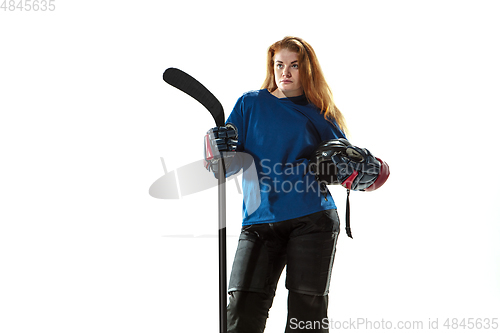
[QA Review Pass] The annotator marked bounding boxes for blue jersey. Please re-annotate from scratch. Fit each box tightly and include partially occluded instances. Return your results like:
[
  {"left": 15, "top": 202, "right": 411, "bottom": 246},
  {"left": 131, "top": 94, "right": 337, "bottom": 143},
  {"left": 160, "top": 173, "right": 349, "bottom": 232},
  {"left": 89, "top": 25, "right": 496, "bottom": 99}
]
[{"left": 226, "top": 89, "right": 345, "bottom": 225}]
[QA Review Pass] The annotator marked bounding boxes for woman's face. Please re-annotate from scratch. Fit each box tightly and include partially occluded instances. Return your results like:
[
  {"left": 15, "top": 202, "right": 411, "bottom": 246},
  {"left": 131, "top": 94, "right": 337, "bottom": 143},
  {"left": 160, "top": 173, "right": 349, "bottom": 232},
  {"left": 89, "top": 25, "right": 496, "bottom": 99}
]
[{"left": 273, "top": 48, "right": 303, "bottom": 98}]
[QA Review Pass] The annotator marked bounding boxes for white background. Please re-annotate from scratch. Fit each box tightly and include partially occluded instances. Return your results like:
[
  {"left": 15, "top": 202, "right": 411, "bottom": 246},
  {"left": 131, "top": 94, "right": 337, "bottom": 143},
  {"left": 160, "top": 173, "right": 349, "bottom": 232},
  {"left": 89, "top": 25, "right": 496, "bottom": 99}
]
[{"left": 1, "top": 0, "right": 499, "bottom": 332}]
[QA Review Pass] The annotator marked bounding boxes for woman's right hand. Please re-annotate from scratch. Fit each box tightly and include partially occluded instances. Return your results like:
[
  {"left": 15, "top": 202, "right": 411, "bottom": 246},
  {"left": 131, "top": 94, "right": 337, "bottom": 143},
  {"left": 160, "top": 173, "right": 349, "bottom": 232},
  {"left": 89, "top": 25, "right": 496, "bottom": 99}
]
[{"left": 204, "top": 124, "right": 238, "bottom": 173}]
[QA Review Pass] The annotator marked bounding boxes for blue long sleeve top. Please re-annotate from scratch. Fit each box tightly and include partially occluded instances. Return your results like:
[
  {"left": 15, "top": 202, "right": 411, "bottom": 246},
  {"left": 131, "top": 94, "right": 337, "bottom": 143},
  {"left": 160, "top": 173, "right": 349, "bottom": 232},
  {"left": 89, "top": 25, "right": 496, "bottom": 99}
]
[{"left": 226, "top": 89, "right": 345, "bottom": 225}]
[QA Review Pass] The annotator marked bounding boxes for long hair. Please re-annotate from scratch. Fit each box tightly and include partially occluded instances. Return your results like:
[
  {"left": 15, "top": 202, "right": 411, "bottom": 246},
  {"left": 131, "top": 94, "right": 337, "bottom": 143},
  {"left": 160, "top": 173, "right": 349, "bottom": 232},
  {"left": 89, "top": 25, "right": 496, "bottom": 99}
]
[{"left": 261, "top": 36, "right": 348, "bottom": 136}]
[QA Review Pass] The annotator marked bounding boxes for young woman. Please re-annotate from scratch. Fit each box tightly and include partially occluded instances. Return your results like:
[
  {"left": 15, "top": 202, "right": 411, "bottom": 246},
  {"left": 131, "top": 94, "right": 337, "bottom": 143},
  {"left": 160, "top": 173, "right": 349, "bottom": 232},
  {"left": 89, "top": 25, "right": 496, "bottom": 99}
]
[{"left": 207, "top": 36, "right": 349, "bottom": 333}]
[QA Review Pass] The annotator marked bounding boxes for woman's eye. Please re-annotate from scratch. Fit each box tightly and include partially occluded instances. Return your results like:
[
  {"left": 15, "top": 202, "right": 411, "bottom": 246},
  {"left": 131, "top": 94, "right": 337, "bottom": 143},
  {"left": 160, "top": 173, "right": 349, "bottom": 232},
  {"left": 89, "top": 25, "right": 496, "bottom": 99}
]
[{"left": 292, "top": 64, "right": 299, "bottom": 68}]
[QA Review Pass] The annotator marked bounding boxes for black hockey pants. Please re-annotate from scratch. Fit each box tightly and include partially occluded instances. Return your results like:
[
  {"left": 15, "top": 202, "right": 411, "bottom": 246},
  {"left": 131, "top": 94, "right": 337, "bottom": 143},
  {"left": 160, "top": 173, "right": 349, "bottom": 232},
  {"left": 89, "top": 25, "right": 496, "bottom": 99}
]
[{"left": 227, "top": 209, "right": 340, "bottom": 333}]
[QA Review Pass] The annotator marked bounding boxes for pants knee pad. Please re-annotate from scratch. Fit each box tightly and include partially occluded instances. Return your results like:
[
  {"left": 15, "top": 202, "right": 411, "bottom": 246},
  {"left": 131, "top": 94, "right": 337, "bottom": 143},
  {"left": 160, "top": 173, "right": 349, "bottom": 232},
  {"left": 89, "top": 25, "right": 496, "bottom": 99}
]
[{"left": 227, "top": 291, "right": 274, "bottom": 333}]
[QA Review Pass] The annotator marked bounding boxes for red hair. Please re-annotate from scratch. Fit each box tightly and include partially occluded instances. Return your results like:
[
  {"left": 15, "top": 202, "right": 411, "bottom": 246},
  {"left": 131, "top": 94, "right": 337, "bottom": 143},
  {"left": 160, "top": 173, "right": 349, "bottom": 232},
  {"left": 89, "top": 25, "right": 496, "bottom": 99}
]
[{"left": 261, "top": 36, "right": 348, "bottom": 135}]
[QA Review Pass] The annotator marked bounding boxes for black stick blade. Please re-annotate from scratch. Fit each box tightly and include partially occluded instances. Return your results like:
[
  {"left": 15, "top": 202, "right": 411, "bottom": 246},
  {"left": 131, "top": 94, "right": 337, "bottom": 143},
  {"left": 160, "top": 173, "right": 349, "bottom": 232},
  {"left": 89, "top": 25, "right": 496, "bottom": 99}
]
[{"left": 163, "top": 68, "right": 225, "bottom": 127}]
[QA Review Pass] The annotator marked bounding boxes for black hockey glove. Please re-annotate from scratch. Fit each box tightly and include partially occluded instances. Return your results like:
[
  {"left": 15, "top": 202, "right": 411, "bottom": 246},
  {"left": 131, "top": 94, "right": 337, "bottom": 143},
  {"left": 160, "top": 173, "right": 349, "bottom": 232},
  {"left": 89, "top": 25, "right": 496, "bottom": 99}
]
[
  {"left": 308, "top": 138, "right": 351, "bottom": 186},
  {"left": 204, "top": 123, "right": 238, "bottom": 176},
  {"left": 332, "top": 143, "right": 389, "bottom": 191},
  {"left": 309, "top": 138, "right": 389, "bottom": 191}
]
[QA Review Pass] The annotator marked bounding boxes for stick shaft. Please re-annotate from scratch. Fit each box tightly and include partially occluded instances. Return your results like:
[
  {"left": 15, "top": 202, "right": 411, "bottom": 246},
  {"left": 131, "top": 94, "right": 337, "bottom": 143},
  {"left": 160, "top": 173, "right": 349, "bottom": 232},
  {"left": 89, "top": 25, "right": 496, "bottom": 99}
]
[{"left": 218, "top": 165, "right": 227, "bottom": 333}]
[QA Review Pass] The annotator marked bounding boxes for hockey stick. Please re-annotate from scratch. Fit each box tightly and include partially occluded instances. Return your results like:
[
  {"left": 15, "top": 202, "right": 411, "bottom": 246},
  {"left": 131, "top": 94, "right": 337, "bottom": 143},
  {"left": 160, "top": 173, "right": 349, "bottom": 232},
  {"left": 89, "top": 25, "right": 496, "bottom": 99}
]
[
  {"left": 163, "top": 67, "right": 227, "bottom": 333},
  {"left": 163, "top": 68, "right": 225, "bottom": 127}
]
